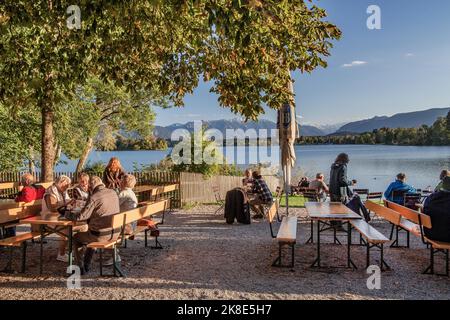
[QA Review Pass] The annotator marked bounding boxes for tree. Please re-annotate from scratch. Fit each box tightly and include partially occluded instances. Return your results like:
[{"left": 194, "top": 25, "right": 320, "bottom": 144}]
[
  {"left": 1, "top": 1, "right": 341, "bottom": 179},
  {"left": 0, "top": 103, "right": 41, "bottom": 171},
  {"left": 55, "top": 77, "right": 165, "bottom": 175},
  {"left": 0, "top": 1, "right": 204, "bottom": 180}
]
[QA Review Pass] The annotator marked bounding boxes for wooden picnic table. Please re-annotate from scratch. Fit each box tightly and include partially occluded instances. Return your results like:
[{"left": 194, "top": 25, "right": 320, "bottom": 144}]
[
  {"left": 305, "top": 202, "right": 362, "bottom": 269},
  {"left": 133, "top": 185, "right": 159, "bottom": 194},
  {"left": 19, "top": 215, "right": 83, "bottom": 274}
]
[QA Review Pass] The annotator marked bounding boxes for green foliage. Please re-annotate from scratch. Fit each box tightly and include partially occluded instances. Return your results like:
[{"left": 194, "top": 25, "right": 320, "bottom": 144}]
[
  {"left": 0, "top": 1, "right": 341, "bottom": 175},
  {"left": 0, "top": 103, "right": 41, "bottom": 170},
  {"left": 82, "top": 161, "right": 105, "bottom": 176},
  {"left": 114, "top": 136, "right": 168, "bottom": 151},
  {"left": 56, "top": 76, "right": 161, "bottom": 158}
]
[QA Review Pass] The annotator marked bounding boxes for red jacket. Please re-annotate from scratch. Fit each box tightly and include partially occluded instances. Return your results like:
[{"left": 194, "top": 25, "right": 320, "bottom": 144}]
[{"left": 15, "top": 185, "right": 45, "bottom": 203}]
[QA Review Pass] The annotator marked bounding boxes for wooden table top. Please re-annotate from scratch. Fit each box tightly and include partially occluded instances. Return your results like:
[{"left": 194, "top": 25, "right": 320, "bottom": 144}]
[
  {"left": 133, "top": 185, "right": 159, "bottom": 193},
  {"left": 305, "top": 202, "right": 362, "bottom": 220},
  {"left": 20, "top": 215, "right": 75, "bottom": 226}
]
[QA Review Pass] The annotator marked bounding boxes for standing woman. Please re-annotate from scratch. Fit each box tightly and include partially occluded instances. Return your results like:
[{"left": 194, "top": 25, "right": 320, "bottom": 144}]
[
  {"left": 329, "top": 153, "right": 357, "bottom": 230},
  {"left": 329, "top": 153, "right": 356, "bottom": 202},
  {"left": 103, "top": 157, "right": 126, "bottom": 191}
]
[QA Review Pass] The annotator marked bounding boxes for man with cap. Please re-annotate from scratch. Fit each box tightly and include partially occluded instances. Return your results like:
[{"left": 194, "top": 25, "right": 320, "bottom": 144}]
[{"left": 423, "top": 176, "right": 450, "bottom": 243}]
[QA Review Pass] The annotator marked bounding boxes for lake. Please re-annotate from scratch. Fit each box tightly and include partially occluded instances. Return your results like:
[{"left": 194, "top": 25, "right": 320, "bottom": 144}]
[{"left": 56, "top": 145, "right": 450, "bottom": 193}]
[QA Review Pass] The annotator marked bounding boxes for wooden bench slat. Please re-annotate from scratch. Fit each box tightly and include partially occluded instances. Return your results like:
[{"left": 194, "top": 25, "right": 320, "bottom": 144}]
[
  {"left": 267, "top": 202, "right": 277, "bottom": 223},
  {"left": 350, "top": 219, "right": 389, "bottom": 244},
  {"left": 399, "top": 218, "right": 420, "bottom": 236},
  {"left": 87, "top": 240, "right": 117, "bottom": 249},
  {"left": 0, "top": 204, "right": 41, "bottom": 224},
  {"left": 424, "top": 238, "right": 450, "bottom": 250},
  {"left": 0, "top": 232, "right": 41, "bottom": 247},
  {"left": 86, "top": 200, "right": 168, "bottom": 248},
  {"left": 365, "top": 200, "right": 401, "bottom": 225},
  {"left": 276, "top": 216, "right": 297, "bottom": 243}
]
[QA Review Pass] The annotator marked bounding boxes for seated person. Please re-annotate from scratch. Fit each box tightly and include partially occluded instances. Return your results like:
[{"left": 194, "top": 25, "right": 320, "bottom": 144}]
[
  {"left": 65, "top": 176, "right": 121, "bottom": 274},
  {"left": 118, "top": 174, "right": 138, "bottom": 234},
  {"left": 72, "top": 172, "right": 90, "bottom": 201},
  {"left": 309, "top": 173, "right": 329, "bottom": 202},
  {"left": 41, "top": 175, "right": 74, "bottom": 262},
  {"left": 2, "top": 173, "right": 45, "bottom": 239},
  {"left": 242, "top": 169, "right": 254, "bottom": 188},
  {"left": 298, "top": 177, "right": 310, "bottom": 188},
  {"left": 249, "top": 170, "right": 273, "bottom": 219},
  {"left": 423, "top": 176, "right": 450, "bottom": 242},
  {"left": 435, "top": 170, "right": 450, "bottom": 192},
  {"left": 384, "top": 173, "right": 417, "bottom": 204},
  {"left": 15, "top": 173, "right": 46, "bottom": 203}
]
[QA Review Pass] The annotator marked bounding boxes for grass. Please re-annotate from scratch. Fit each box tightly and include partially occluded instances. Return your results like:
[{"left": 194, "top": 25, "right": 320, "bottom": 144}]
[
  {"left": 279, "top": 195, "right": 307, "bottom": 208},
  {"left": 278, "top": 195, "right": 384, "bottom": 208}
]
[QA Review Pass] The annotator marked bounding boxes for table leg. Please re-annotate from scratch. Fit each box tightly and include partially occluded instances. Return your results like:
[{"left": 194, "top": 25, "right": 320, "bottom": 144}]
[
  {"left": 68, "top": 225, "right": 73, "bottom": 267},
  {"left": 347, "top": 222, "right": 357, "bottom": 269},
  {"left": 305, "top": 220, "right": 314, "bottom": 244},
  {"left": 311, "top": 220, "right": 321, "bottom": 268}
]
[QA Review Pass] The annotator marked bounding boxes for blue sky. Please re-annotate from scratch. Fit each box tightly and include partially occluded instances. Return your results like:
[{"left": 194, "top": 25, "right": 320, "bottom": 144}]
[{"left": 155, "top": 0, "right": 450, "bottom": 126}]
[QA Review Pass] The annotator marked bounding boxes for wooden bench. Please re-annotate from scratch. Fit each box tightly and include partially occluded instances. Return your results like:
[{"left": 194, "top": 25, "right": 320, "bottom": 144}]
[
  {"left": 384, "top": 200, "right": 450, "bottom": 276},
  {"left": 349, "top": 219, "right": 390, "bottom": 270},
  {"left": 367, "top": 192, "right": 383, "bottom": 202},
  {"left": 0, "top": 203, "right": 42, "bottom": 273},
  {"left": 383, "top": 200, "right": 423, "bottom": 248},
  {"left": 267, "top": 202, "right": 297, "bottom": 268},
  {"left": 86, "top": 199, "right": 169, "bottom": 277},
  {"left": 0, "top": 182, "right": 52, "bottom": 200}
]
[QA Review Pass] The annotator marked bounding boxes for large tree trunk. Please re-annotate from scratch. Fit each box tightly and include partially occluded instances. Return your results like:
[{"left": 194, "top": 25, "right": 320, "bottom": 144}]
[
  {"left": 41, "top": 106, "right": 55, "bottom": 182},
  {"left": 75, "top": 137, "right": 94, "bottom": 177}
]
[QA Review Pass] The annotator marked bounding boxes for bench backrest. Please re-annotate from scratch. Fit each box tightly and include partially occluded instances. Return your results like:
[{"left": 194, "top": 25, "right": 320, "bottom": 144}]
[
  {"left": 154, "top": 184, "right": 178, "bottom": 198},
  {"left": 365, "top": 200, "right": 402, "bottom": 225},
  {"left": 353, "top": 189, "right": 369, "bottom": 195},
  {"left": 0, "top": 182, "right": 52, "bottom": 190},
  {"left": 384, "top": 200, "right": 432, "bottom": 229},
  {"left": 367, "top": 192, "right": 382, "bottom": 199},
  {"left": 267, "top": 202, "right": 277, "bottom": 224},
  {"left": 111, "top": 199, "right": 169, "bottom": 228},
  {"left": 303, "top": 192, "right": 319, "bottom": 202},
  {"left": 275, "top": 186, "right": 282, "bottom": 198},
  {"left": 0, "top": 203, "right": 42, "bottom": 224},
  {"left": 0, "top": 199, "right": 43, "bottom": 211}
]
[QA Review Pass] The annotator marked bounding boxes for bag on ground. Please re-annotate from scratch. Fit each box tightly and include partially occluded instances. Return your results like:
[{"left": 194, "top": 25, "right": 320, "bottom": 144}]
[{"left": 224, "top": 188, "right": 251, "bottom": 225}]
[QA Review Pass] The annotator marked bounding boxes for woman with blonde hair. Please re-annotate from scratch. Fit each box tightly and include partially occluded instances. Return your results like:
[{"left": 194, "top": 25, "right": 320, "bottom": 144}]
[{"left": 103, "top": 157, "right": 125, "bottom": 190}]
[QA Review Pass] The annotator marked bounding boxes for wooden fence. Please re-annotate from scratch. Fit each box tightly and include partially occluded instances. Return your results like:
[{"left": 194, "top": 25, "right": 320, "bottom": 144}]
[
  {"left": 0, "top": 171, "right": 281, "bottom": 207},
  {"left": 180, "top": 172, "right": 281, "bottom": 204}
]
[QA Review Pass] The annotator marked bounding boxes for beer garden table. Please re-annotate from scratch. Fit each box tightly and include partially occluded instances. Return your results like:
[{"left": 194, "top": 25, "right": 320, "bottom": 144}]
[
  {"left": 305, "top": 202, "right": 362, "bottom": 269},
  {"left": 19, "top": 215, "right": 83, "bottom": 274}
]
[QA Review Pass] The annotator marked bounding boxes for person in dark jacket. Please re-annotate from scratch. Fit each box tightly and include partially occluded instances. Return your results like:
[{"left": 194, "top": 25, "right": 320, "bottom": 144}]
[
  {"left": 329, "top": 153, "right": 357, "bottom": 230},
  {"left": 329, "top": 153, "right": 356, "bottom": 202},
  {"left": 423, "top": 176, "right": 450, "bottom": 243}
]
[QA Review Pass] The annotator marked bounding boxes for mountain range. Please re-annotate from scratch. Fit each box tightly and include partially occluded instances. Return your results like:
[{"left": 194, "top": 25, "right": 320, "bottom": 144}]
[
  {"left": 335, "top": 107, "right": 450, "bottom": 134},
  {"left": 153, "top": 118, "right": 326, "bottom": 139},
  {"left": 153, "top": 107, "right": 450, "bottom": 139}
]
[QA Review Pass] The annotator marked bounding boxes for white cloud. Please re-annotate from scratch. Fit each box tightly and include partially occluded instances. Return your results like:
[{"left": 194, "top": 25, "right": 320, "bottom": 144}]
[
  {"left": 405, "top": 53, "right": 414, "bottom": 58},
  {"left": 342, "top": 60, "right": 368, "bottom": 68}
]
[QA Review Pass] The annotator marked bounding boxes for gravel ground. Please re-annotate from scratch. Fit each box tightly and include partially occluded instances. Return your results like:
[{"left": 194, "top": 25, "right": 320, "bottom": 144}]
[{"left": 1, "top": 204, "right": 449, "bottom": 300}]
